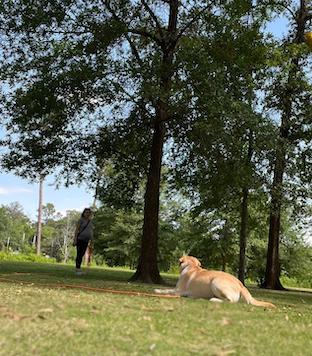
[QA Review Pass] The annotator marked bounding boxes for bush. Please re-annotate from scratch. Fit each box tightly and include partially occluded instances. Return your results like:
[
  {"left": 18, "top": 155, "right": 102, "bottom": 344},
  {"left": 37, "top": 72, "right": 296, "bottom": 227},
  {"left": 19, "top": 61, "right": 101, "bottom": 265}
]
[
  {"left": 280, "top": 275, "right": 312, "bottom": 289},
  {"left": 0, "top": 251, "right": 57, "bottom": 263}
]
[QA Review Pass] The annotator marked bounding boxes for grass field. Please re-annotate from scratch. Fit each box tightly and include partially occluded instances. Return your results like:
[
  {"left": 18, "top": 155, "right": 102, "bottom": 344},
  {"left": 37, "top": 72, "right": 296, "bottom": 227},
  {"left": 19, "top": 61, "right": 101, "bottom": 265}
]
[{"left": 0, "top": 262, "right": 311, "bottom": 356}]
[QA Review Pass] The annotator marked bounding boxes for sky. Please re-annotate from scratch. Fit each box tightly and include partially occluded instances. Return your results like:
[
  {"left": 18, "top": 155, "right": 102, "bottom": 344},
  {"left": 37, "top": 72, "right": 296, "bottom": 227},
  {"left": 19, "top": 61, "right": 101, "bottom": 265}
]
[
  {"left": 0, "top": 173, "right": 94, "bottom": 219},
  {"left": 265, "top": 13, "right": 289, "bottom": 38}
]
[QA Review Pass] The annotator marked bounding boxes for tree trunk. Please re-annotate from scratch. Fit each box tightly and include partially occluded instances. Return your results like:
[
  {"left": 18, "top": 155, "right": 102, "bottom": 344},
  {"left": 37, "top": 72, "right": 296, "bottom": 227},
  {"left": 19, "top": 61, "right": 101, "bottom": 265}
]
[
  {"left": 263, "top": 0, "right": 308, "bottom": 290},
  {"left": 238, "top": 131, "right": 253, "bottom": 284},
  {"left": 130, "top": 1, "right": 179, "bottom": 283},
  {"left": 130, "top": 119, "right": 166, "bottom": 283},
  {"left": 92, "top": 171, "right": 101, "bottom": 209},
  {"left": 238, "top": 187, "right": 249, "bottom": 283},
  {"left": 36, "top": 176, "right": 44, "bottom": 255},
  {"left": 263, "top": 142, "right": 286, "bottom": 290}
]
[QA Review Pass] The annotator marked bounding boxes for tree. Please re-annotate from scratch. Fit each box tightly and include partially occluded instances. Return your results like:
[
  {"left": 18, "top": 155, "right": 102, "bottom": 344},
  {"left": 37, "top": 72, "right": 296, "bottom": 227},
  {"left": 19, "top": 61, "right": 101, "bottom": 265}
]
[
  {"left": 263, "top": 0, "right": 312, "bottom": 289},
  {"left": 169, "top": 26, "right": 275, "bottom": 284},
  {"left": 0, "top": 0, "right": 199, "bottom": 283},
  {"left": 54, "top": 210, "right": 79, "bottom": 263},
  {"left": 0, "top": 1, "right": 260, "bottom": 283},
  {"left": 93, "top": 207, "right": 142, "bottom": 268},
  {"left": 127, "top": 0, "right": 180, "bottom": 283},
  {"left": 42, "top": 202, "right": 58, "bottom": 224},
  {"left": 0, "top": 203, "right": 34, "bottom": 251}
]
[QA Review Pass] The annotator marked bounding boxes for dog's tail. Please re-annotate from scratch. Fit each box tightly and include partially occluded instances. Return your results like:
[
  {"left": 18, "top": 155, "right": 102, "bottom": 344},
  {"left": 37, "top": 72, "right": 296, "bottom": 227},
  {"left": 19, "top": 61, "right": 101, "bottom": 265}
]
[{"left": 240, "top": 285, "right": 276, "bottom": 309}]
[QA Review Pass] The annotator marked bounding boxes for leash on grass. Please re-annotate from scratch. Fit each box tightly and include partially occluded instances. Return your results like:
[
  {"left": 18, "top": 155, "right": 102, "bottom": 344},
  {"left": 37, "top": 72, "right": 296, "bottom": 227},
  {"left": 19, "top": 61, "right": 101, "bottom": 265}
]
[{"left": 0, "top": 274, "right": 179, "bottom": 299}]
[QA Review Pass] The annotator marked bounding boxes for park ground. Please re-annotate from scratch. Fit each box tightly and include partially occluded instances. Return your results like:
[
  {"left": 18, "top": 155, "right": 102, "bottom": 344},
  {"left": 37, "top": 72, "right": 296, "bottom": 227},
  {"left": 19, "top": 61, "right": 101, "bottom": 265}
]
[{"left": 0, "top": 262, "right": 311, "bottom": 356}]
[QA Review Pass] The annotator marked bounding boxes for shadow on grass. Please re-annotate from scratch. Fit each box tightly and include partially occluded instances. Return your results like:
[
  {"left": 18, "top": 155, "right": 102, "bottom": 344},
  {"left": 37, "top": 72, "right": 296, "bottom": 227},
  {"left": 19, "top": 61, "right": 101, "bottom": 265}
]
[
  {"left": 0, "top": 260, "right": 177, "bottom": 295},
  {"left": 0, "top": 260, "right": 132, "bottom": 280}
]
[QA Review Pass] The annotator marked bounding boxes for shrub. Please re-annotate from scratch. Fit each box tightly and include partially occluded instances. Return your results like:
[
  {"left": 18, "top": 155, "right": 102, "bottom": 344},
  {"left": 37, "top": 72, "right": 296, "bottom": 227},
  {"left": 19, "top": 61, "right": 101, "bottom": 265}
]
[
  {"left": 0, "top": 251, "right": 57, "bottom": 263},
  {"left": 280, "top": 275, "right": 312, "bottom": 289}
]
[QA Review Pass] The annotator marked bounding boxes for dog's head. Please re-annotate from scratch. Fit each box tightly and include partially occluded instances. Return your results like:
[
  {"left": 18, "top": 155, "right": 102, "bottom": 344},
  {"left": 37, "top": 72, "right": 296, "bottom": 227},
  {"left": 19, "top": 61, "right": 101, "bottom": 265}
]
[{"left": 179, "top": 256, "right": 201, "bottom": 270}]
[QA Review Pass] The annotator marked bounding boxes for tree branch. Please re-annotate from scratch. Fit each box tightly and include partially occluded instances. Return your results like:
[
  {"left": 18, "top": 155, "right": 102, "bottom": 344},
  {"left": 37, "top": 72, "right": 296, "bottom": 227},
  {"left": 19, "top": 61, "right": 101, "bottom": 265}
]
[
  {"left": 177, "top": 4, "right": 211, "bottom": 40},
  {"left": 278, "top": 3, "right": 297, "bottom": 19},
  {"left": 127, "top": 28, "right": 162, "bottom": 46},
  {"left": 141, "top": 0, "right": 163, "bottom": 33},
  {"left": 124, "top": 33, "right": 144, "bottom": 68},
  {"left": 103, "top": 0, "right": 162, "bottom": 53},
  {"left": 103, "top": 0, "right": 160, "bottom": 43}
]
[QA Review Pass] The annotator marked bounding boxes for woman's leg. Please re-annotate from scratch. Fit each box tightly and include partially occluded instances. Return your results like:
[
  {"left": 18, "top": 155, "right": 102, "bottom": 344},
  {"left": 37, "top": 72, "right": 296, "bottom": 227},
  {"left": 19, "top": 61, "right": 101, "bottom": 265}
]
[{"left": 76, "top": 240, "right": 89, "bottom": 269}]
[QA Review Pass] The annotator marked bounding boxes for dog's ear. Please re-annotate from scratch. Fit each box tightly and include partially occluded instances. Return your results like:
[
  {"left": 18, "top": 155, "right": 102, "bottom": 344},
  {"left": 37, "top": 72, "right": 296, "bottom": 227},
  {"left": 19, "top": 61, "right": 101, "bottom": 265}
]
[
  {"left": 179, "top": 257, "right": 184, "bottom": 264},
  {"left": 191, "top": 257, "right": 201, "bottom": 267}
]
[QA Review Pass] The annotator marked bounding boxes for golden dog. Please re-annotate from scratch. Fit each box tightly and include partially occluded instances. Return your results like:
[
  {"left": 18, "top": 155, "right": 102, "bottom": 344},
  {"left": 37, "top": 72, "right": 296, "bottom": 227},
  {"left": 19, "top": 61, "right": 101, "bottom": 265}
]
[{"left": 155, "top": 256, "right": 276, "bottom": 308}]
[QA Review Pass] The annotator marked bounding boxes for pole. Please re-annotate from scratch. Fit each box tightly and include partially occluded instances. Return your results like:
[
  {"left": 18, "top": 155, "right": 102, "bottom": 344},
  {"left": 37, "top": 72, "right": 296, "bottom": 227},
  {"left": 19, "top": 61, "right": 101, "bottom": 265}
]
[{"left": 36, "top": 176, "right": 44, "bottom": 255}]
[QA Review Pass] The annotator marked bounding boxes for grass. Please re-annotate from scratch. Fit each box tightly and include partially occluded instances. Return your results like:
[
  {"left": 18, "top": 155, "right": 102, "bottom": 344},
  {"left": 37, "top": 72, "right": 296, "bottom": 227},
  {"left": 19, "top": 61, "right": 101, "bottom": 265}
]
[{"left": 0, "top": 262, "right": 311, "bottom": 355}]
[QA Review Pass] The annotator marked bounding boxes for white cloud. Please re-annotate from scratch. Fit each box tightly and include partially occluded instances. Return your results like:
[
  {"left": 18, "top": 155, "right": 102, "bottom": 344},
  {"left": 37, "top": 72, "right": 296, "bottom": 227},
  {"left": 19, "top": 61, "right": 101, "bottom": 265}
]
[{"left": 0, "top": 186, "right": 32, "bottom": 195}]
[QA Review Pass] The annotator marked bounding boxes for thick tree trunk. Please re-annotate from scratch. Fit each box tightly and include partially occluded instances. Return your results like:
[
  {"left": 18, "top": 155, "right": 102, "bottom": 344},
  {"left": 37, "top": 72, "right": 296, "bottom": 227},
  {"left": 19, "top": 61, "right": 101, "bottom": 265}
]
[
  {"left": 130, "top": 1, "right": 179, "bottom": 283},
  {"left": 130, "top": 119, "right": 166, "bottom": 283}
]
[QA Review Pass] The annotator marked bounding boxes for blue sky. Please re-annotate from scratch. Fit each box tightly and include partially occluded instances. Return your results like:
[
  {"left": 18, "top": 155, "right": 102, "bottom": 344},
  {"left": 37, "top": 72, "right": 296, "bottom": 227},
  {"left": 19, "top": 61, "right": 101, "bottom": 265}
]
[
  {"left": 0, "top": 173, "right": 94, "bottom": 219},
  {"left": 265, "top": 14, "right": 289, "bottom": 38}
]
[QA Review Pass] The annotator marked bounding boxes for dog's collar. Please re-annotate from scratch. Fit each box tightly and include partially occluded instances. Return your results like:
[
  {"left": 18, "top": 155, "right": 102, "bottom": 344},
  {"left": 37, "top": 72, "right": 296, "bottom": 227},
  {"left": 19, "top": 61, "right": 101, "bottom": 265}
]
[{"left": 180, "top": 263, "right": 191, "bottom": 273}]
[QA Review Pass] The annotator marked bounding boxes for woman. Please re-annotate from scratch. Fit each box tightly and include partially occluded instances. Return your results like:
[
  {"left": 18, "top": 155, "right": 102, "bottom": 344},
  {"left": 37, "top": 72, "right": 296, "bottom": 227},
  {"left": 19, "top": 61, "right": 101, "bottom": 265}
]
[{"left": 73, "top": 208, "right": 94, "bottom": 275}]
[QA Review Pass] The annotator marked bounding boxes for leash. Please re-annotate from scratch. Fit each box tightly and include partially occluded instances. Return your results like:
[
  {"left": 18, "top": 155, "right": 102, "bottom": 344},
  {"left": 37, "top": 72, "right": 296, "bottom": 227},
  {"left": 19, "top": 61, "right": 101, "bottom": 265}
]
[{"left": 0, "top": 274, "right": 179, "bottom": 299}]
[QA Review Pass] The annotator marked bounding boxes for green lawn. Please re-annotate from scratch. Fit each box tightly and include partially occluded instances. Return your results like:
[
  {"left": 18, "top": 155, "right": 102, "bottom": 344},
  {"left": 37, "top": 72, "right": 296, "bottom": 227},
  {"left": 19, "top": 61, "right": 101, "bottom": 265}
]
[{"left": 0, "top": 262, "right": 311, "bottom": 355}]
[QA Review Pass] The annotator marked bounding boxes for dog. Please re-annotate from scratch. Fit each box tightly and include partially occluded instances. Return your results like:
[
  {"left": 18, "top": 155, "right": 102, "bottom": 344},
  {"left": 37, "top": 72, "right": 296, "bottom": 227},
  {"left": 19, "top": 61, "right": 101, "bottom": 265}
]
[{"left": 155, "top": 256, "right": 276, "bottom": 308}]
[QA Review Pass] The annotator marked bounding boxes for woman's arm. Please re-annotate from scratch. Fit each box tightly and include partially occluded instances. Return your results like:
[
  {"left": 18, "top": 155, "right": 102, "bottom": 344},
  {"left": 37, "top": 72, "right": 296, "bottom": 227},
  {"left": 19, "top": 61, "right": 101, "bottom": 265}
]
[
  {"left": 73, "top": 220, "right": 81, "bottom": 246},
  {"left": 74, "top": 222, "right": 80, "bottom": 238}
]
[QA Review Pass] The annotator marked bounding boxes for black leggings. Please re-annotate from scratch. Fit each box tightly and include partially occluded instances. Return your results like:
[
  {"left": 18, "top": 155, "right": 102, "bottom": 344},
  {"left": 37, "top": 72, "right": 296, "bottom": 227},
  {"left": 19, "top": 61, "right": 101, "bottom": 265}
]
[{"left": 76, "top": 239, "right": 89, "bottom": 269}]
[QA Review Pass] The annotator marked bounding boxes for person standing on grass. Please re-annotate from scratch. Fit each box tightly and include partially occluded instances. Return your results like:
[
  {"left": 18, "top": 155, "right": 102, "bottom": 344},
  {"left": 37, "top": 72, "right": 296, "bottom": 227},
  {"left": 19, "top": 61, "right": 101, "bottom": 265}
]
[{"left": 73, "top": 208, "right": 94, "bottom": 275}]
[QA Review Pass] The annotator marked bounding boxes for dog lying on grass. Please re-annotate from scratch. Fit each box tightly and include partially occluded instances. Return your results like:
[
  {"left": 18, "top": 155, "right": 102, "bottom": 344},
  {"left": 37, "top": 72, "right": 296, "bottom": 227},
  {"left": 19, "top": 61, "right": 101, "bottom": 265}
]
[{"left": 155, "top": 256, "right": 276, "bottom": 308}]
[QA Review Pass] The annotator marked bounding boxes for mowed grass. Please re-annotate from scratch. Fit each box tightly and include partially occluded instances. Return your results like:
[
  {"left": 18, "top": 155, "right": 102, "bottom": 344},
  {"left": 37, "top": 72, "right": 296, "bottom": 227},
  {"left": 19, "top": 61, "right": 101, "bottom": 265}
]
[{"left": 0, "top": 262, "right": 311, "bottom": 356}]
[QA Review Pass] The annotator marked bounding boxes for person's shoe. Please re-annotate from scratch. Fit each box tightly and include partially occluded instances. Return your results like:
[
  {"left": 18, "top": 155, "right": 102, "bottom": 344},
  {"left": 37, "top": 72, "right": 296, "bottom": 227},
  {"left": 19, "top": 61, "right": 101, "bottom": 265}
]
[{"left": 75, "top": 269, "right": 84, "bottom": 276}]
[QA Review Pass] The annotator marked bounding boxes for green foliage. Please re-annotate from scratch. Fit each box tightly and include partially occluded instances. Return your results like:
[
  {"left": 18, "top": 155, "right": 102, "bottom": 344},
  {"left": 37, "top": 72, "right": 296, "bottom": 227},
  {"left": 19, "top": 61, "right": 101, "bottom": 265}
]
[
  {"left": 95, "top": 117, "right": 151, "bottom": 209},
  {"left": 93, "top": 207, "right": 142, "bottom": 268},
  {"left": 0, "top": 203, "right": 35, "bottom": 252},
  {"left": 0, "top": 202, "right": 81, "bottom": 263},
  {"left": 39, "top": 207, "right": 80, "bottom": 263},
  {"left": 0, "top": 1, "right": 126, "bottom": 181},
  {"left": 0, "top": 251, "right": 56, "bottom": 263},
  {"left": 280, "top": 226, "right": 312, "bottom": 288},
  {"left": 280, "top": 276, "right": 312, "bottom": 289},
  {"left": 0, "top": 196, "right": 310, "bottom": 286},
  {"left": 0, "top": 0, "right": 278, "bottom": 195},
  {"left": 92, "top": 191, "right": 311, "bottom": 286},
  {"left": 263, "top": 14, "right": 312, "bottom": 218}
]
